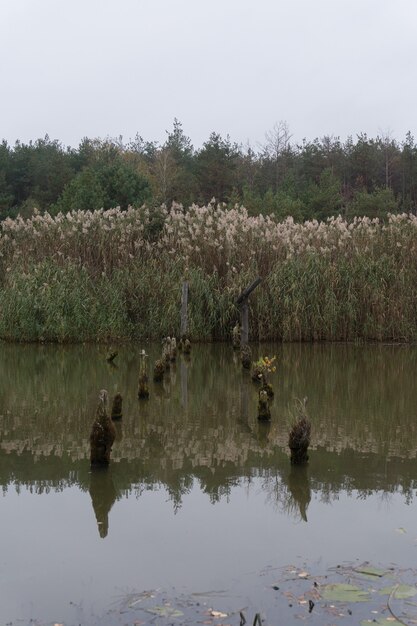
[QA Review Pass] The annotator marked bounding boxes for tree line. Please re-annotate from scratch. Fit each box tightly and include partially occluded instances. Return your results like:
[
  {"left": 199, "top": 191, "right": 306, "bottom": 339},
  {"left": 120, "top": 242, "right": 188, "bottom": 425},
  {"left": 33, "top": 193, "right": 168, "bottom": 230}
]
[{"left": 1, "top": 119, "right": 417, "bottom": 221}]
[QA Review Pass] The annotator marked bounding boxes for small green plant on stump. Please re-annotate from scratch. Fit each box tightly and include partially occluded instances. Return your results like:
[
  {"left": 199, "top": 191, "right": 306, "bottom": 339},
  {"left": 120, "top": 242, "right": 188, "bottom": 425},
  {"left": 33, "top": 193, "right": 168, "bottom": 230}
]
[
  {"left": 240, "top": 344, "right": 252, "bottom": 369},
  {"left": 111, "top": 392, "right": 123, "bottom": 420},
  {"left": 251, "top": 355, "right": 276, "bottom": 398},
  {"left": 90, "top": 389, "right": 116, "bottom": 467},
  {"left": 153, "top": 358, "right": 165, "bottom": 382},
  {"left": 232, "top": 322, "right": 241, "bottom": 350},
  {"left": 257, "top": 389, "right": 271, "bottom": 421},
  {"left": 288, "top": 398, "right": 311, "bottom": 465},
  {"left": 138, "top": 349, "right": 150, "bottom": 399}
]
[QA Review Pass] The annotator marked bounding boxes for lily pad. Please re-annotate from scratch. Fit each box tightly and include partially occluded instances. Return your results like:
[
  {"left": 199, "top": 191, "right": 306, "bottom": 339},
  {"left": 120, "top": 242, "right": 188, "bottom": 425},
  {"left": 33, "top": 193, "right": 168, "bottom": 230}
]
[
  {"left": 355, "top": 566, "right": 388, "bottom": 578},
  {"left": 146, "top": 605, "right": 184, "bottom": 618},
  {"left": 379, "top": 584, "right": 417, "bottom": 599},
  {"left": 322, "top": 583, "right": 370, "bottom": 602}
]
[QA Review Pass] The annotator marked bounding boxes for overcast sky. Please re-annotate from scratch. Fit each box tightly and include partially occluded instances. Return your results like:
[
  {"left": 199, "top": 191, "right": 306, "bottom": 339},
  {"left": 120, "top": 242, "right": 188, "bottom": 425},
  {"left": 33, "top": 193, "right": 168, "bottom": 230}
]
[{"left": 1, "top": 0, "right": 416, "bottom": 150}]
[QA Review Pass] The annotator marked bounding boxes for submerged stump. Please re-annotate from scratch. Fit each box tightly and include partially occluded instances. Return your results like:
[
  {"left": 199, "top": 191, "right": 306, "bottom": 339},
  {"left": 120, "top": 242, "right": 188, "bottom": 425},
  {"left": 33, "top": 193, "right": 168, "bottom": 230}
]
[
  {"left": 138, "top": 372, "right": 150, "bottom": 399},
  {"left": 90, "top": 389, "right": 116, "bottom": 467},
  {"left": 257, "top": 389, "right": 271, "bottom": 421},
  {"left": 179, "top": 334, "right": 191, "bottom": 355},
  {"left": 240, "top": 344, "right": 252, "bottom": 369},
  {"left": 153, "top": 359, "right": 165, "bottom": 383}
]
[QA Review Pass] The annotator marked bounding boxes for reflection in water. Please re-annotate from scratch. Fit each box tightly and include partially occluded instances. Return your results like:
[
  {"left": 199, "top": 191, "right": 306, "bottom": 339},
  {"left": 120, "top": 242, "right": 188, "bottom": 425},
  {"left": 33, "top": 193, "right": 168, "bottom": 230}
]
[
  {"left": 2, "top": 342, "right": 417, "bottom": 626},
  {"left": 257, "top": 421, "right": 271, "bottom": 448},
  {"left": 180, "top": 358, "right": 188, "bottom": 409},
  {"left": 286, "top": 464, "right": 311, "bottom": 522},
  {"left": 89, "top": 468, "right": 117, "bottom": 538},
  {"left": 0, "top": 342, "right": 417, "bottom": 515}
]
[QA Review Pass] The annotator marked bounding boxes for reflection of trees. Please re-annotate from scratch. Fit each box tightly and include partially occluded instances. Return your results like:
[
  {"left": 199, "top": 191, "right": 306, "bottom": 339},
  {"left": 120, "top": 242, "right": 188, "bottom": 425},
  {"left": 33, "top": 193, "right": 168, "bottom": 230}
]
[
  {"left": 1, "top": 343, "right": 417, "bottom": 511},
  {"left": 262, "top": 465, "right": 311, "bottom": 522}
]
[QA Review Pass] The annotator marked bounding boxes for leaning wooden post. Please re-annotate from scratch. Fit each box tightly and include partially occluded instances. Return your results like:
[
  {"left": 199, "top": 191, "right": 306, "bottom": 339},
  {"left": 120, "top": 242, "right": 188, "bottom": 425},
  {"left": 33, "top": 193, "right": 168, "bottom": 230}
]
[
  {"left": 236, "top": 277, "right": 262, "bottom": 345},
  {"left": 181, "top": 281, "right": 189, "bottom": 337}
]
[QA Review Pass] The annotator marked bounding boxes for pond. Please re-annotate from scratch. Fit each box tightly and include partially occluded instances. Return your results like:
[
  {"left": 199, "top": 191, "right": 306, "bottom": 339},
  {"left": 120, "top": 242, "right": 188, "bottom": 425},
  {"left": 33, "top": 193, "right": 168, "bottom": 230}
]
[{"left": 1, "top": 342, "right": 417, "bottom": 625}]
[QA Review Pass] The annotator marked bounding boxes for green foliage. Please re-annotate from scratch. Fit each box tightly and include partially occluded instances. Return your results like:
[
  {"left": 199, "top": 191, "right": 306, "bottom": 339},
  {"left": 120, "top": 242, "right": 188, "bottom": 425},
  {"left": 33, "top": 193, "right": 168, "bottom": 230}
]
[
  {"left": 2, "top": 126, "right": 417, "bottom": 220},
  {"left": 346, "top": 187, "right": 399, "bottom": 219},
  {"left": 303, "top": 168, "right": 342, "bottom": 220},
  {"left": 52, "top": 161, "right": 150, "bottom": 213}
]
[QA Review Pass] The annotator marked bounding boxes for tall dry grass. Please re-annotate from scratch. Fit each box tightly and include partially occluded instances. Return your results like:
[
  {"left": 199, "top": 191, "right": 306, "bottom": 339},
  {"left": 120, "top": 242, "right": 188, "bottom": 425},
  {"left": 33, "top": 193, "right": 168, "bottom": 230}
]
[{"left": 1, "top": 203, "right": 416, "bottom": 342}]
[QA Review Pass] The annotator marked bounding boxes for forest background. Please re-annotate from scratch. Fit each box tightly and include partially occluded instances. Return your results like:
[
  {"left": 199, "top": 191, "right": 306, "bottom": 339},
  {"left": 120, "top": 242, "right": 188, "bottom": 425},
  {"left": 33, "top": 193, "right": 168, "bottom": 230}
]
[{"left": 1, "top": 119, "right": 416, "bottom": 221}]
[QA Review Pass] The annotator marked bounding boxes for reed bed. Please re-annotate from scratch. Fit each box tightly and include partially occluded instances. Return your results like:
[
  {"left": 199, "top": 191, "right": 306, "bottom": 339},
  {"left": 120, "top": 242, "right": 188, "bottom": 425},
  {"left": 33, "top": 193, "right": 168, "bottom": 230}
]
[{"left": 1, "top": 203, "right": 416, "bottom": 342}]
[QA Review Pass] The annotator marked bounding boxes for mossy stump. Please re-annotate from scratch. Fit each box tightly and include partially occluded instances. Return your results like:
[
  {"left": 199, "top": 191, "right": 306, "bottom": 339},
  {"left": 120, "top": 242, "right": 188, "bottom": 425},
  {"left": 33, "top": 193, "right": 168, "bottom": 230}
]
[
  {"left": 111, "top": 392, "right": 123, "bottom": 420},
  {"left": 257, "top": 389, "right": 271, "bottom": 421},
  {"left": 138, "top": 372, "right": 150, "bottom": 399},
  {"left": 288, "top": 416, "right": 311, "bottom": 465},
  {"left": 261, "top": 382, "right": 274, "bottom": 399},
  {"left": 153, "top": 359, "right": 165, "bottom": 382},
  {"left": 90, "top": 389, "right": 116, "bottom": 467}
]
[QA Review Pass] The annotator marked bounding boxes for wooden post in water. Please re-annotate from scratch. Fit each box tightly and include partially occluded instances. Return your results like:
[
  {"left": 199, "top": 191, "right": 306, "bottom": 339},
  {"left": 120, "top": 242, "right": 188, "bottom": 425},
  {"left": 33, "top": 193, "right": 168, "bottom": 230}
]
[
  {"left": 236, "top": 277, "right": 262, "bottom": 345},
  {"left": 181, "top": 281, "right": 189, "bottom": 337},
  {"left": 241, "top": 301, "right": 249, "bottom": 345}
]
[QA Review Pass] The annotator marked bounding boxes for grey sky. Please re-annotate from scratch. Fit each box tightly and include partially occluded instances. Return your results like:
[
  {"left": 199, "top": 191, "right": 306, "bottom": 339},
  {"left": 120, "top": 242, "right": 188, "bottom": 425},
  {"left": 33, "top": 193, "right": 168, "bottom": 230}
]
[{"left": 1, "top": 0, "right": 416, "bottom": 149}]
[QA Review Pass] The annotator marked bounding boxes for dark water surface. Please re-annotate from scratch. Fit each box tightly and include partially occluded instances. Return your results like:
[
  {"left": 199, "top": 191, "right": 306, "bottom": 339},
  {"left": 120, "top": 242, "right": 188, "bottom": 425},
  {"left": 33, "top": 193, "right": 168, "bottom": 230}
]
[{"left": 1, "top": 342, "right": 417, "bottom": 624}]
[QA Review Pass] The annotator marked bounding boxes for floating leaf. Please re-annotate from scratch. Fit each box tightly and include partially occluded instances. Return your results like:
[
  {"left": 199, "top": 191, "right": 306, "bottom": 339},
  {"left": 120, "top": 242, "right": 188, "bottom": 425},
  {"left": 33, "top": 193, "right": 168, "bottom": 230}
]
[
  {"left": 322, "top": 583, "right": 370, "bottom": 602},
  {"left": 146, "top": 605, "right": 184, "bottom": 617},
  {"left": 379, "top": 584, "right": 417, "bottom": 599},
  {"left": 355, "top": 566, "right": 388, "bottom": 578},
  {"left": 360, "top": 618, "right": 401, "bottom": 625},
  {"left": 395, "top": 527, "right": 407, "bottom": 534}
]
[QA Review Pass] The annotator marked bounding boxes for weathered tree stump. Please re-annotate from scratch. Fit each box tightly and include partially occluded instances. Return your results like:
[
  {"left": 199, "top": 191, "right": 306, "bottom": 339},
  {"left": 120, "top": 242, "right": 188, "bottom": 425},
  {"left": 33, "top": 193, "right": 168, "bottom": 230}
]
[
  {"left": 288, "top": 416, "right": 311, "bottom": 465},
  {"left": 90, "top": 389, "right": 116, "bottom": 467}
]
